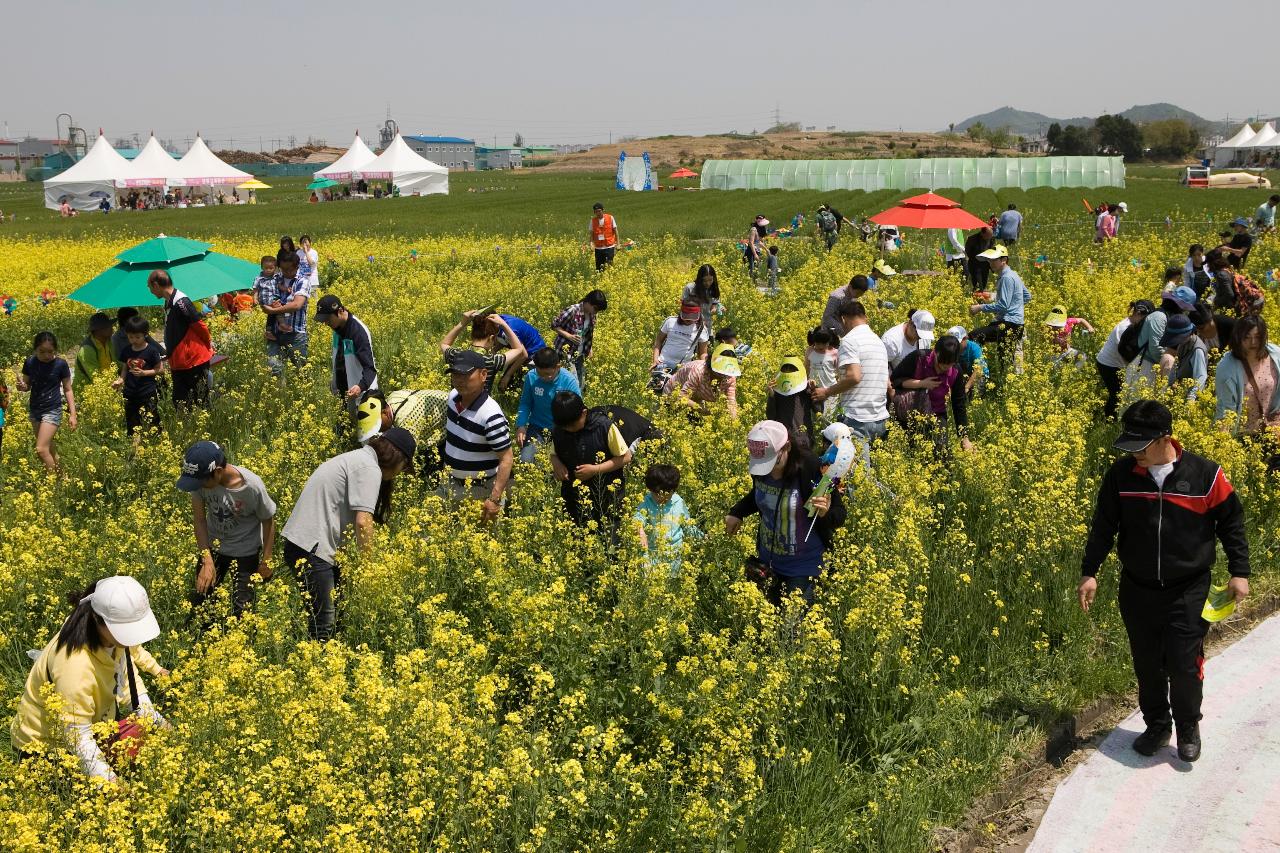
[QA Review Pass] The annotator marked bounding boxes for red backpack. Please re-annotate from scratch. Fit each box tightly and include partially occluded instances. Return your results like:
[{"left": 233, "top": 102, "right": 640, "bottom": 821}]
[{"left": 1233, "top": 272, "right": 1265, "bottom": 314}]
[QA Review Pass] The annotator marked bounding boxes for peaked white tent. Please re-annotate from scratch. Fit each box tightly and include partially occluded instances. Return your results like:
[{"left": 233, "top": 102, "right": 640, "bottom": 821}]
[
  {"left": 316, "top": 132, "right": 376, "bottom": 182},
  {"left": 172, "top": 135, "right": 254, "bottom": 187},
  {"left": 119, "top": 135, "right": 182, "bottom": 188},
  {"left": 1243, "top": 122, "right": 1279, "bottom": 151},
  {"left": 1214, "top": 123, "right": 1257, "bottom": 166},
  {"left": 359, "top": 134, "right": 448, "bottom": 196},
  {"left": 43, "top": 134, "right": 132, "bottom": 211}
]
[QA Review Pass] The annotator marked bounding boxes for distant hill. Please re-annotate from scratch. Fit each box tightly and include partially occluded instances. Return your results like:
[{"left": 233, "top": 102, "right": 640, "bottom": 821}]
[{"left": 954, "top": 103, "right": 1215, "bottom": 137}]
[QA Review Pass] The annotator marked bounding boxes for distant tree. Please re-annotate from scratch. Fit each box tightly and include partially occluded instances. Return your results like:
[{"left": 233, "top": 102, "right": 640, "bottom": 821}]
[
  {"left": 987, "top": 126, "right": 1013, "bottom": 150},
  {"left": 966, "top": 122, "right": 987, "bottom": 141},
  {"left": 513, "top": 132, "right": 524, "bottom": 147},
  {"left": 1047, "top": 123, "right": 1095, "bottom": 155},
  {"left": 764, "top": 122, "right": 801, "bottom": 133},
  {"left": 1142, "top": 119, "right": 1201, "bottom": 160},
  {"left": 1094, "top": 114, "right": 1142, "bottom": 160},
  {"left": 948, "top": 123, "right": 955, "bottom": 133}
]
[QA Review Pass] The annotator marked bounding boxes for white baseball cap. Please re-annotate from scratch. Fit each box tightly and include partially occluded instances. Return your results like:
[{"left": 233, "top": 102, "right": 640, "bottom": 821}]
[
  {"left": 911, "top": 310, "right": 936, "bottom": 346},
  {"left": 87, "top": 576, "right": 160, "bottom": 647},
  {"left": 1117, "top": 202, "right": 1128, "bottom": 212},
  {"left": 945, "top": 324, "right": 968, "bottom": 341},
  {"left": 747, "top": 420, "right": 790, "bottom": 476}
]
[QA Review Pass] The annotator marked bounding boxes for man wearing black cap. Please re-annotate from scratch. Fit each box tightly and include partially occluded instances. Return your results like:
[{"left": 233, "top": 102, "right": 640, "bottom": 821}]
[
  {"left": 438, "top": 349, "right": 513, "bottom": 523},
  {"left": 1079, "top": 400, "right": 1250, "bottom": 762},
  {"left": 315, "top": 295, "right": 378, "bottom": 414}
]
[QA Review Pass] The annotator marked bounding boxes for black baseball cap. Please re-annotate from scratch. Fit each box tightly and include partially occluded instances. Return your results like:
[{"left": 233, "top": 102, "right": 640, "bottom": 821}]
[
  {"left": 445, "top": 349, "right": 488, "bottom": 375},
  {"left": 314, "top": 295, "right": 343, "bottom": 321},
  {"left": 176, "top": 441, "right": 226, "bottom": 491},
  {"left": 379, "top": 426, "right": 417, "bottom": 473},
  {"left": 593, "top": 202, "right": 604, "bottom": 210},
  {"left": 1115, "top": 400, "right": 1173, "bottom": 453}
]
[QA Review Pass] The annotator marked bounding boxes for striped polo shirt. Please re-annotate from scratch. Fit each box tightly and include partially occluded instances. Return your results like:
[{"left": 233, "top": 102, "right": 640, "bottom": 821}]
[{"left": 443, "top": 389, "right": 511, "bottom": 480}]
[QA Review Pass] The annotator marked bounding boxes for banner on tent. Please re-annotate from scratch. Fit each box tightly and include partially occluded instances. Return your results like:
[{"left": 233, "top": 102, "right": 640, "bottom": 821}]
[{"left": 616, "top": 152, "right": 655, "bottom": 192}]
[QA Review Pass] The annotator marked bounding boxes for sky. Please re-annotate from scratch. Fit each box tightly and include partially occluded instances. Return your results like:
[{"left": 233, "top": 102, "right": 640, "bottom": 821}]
[{"left": 7, "top": 0, "right": 1279, "bottom": 152}]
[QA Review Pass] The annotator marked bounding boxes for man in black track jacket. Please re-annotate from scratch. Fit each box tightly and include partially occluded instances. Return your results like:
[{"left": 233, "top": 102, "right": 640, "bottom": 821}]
[{"left": 1078, "top": 400, "right": 1250, "bottom": 763}]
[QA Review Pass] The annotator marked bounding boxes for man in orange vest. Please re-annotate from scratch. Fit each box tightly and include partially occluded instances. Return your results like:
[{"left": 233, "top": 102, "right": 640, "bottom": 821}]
[{"left": 590, "top": 202, "right": 619, "bottom": 271}]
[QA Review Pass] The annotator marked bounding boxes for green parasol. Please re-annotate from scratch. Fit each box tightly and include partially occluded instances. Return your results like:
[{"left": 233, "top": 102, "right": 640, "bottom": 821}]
[
  {"left": 307, "top": 178, "right": 339, "bottom": 190},
  {"left": 115, "top": 235, "right": 212, "bottom": 265},
  {"left": 70, "top": 236, "right": 260, "bottom": 309}
]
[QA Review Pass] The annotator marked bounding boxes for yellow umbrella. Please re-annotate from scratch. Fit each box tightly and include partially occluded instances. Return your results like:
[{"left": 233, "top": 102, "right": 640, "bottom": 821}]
[{"left": 237, "top": 179, "right": 272, "bottom": 190}]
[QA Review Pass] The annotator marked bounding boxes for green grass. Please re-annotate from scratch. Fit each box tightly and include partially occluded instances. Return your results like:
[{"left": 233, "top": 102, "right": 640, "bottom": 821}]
[{"left": 2, "top": 169, "right": 1276, "bottom": 245}]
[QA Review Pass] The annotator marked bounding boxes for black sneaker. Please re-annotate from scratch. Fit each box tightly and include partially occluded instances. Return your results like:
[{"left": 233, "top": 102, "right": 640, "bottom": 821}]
[
  {"left": 1132, "top": 722, "right": 1172, "bottom": 756},
  {"left": 1177, "top": 724, "right": 1201, "bottom": 762}
]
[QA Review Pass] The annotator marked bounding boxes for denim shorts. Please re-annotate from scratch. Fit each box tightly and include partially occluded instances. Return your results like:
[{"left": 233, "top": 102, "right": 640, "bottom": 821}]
[{"left": 31, "top": 409, "right": 62, "bottom": 427}]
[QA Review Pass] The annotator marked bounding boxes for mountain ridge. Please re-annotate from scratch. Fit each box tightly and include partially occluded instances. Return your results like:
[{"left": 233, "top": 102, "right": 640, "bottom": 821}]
[{"left": 953, "top": 103, "right": 1216, "bottom": 137}]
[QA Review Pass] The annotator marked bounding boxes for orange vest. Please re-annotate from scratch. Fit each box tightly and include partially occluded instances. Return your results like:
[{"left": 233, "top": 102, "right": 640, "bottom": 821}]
[{"left": 590, "top": 214, "right": 617, "bottom": 248}]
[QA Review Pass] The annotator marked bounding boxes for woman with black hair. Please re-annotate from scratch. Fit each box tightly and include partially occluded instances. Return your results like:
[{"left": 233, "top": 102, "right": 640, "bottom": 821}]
[
  {"left": 281, "top": 429, "right": 416, "bottom": 640},
  {"left": 1214, "top": 315, "right": 1280, "bottom": 457},
  {"left": 277, "top": 235, "right": 298, "bottom": 267},
  {"left": 11, "top": 576, "right": 168, "bottom": 783},
  {"left": 890, "top": 334, "right": 975, "bottom": 454},
  {"left": 682, "top": 264, "right": 722, "bottom": 333},
  {"left": 725, "top": 421, "right": 846, "bottom": 606}
]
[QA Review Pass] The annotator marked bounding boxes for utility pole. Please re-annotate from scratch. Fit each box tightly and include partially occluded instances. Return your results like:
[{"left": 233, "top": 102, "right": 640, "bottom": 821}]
[{"left": 774, "top": 102, "right": 781, "bottom": 128}]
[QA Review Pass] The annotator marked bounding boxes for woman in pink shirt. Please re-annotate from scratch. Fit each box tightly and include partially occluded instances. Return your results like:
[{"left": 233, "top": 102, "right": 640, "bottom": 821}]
[{"left": 663, "top": 344, "right": 740, "bottom": 419}]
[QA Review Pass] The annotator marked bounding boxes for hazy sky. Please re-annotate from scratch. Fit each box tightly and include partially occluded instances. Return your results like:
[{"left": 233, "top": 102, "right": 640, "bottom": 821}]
[{"left": 7, "top": 0, "right": 1278, "bottom": 151}]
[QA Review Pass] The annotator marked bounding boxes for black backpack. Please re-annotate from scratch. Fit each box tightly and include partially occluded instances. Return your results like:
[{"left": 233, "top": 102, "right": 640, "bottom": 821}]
[{"left": 1117, "top": 318, "right": 1145, "bottom": 364}]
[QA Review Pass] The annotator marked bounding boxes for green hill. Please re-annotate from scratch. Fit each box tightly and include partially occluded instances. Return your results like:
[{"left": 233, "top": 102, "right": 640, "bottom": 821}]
[{"left": 954, "top": 103, "right": 1215, "bottom": 137}]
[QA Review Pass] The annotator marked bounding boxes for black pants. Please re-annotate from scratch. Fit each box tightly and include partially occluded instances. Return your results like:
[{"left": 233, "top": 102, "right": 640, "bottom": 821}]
[
  {"left": 1118, "top": 572, "right": 1211, "bottom": 730},
  {"left": 283, "top": 540, "right": 340, "bottom": 641},
  {"left": 124, "top": 393, "right": 161, "bottom": 436},
  {"left": 968, "top": 261, "right": 990, "bottom": 290},
  {"left": 561, "top": 477, "right": 624, "bottom": 547},
  {"left": 1095, "top": 362, "right": 1123, "bottom": 419},
  {"left": 190, "top": 552, "right": 260, "bottom": 619},
  {"left": 765, "top": 574, "right": 816, "bottom": 606},
  {"left": 171, "top": 363, "right": 210, "bottom": 410},
  {"left": 594, "top": 247, "right": 616, "bottom": 271}
]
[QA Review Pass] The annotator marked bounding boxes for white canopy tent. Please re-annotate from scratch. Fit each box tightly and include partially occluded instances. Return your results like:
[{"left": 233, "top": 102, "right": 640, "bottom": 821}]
[
  {"left": 43, "top": 134, "right": 132, "bottom": 211},
  {"left": 316, "top": 132, "right": 376, "bottom": 182},
  {"left": 1243, "top": 122, "right": 1279, "bottom": 152},
  {"left": 171, "top": 135, "right": 254, "bottom": 188},
  {"left": 119, "top": 135, "right": 182, "bottom": 189},
  {"left": 1214, "top": 123, "right": 1257, "bottom": 167},
  {"left": 359, "top": 134, "right": 448, "bottom": 196}
]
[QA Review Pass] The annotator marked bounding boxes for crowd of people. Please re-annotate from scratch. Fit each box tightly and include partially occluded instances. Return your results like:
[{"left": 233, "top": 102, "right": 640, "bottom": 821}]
[{"left": 8, "top": 197, "right": 1272, "bottom": 780}]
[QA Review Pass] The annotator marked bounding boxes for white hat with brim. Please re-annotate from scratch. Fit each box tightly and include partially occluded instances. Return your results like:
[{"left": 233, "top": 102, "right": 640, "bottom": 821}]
[
  {"left": 88, "top": 576, "right": 160, "bottom": 647},
  {"left": 747, "top": 420, "right": 789, "bottom": 476},
  {"left": 945, "top": 325, "right": 968, "bottom": 340}
]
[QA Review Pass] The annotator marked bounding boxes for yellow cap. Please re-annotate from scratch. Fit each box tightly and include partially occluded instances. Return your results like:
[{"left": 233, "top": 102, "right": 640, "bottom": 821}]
[
  {"left": 1043, "top": 305, "right": 1068, "bottom": 328},
  {"left": 710, "top": 343, "right": 742, "bottom": 377},
  {"left": 774, "top": 355, "right": 808, "bottom": 396},
  {"left": 356, "top": 397, "right": 384, "bottom": 442}
]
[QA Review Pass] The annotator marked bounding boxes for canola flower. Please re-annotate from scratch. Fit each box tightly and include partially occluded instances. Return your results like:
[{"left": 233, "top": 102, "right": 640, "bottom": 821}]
[{"left": 0, "top": 225, "right": 1275, "bottom": 851}]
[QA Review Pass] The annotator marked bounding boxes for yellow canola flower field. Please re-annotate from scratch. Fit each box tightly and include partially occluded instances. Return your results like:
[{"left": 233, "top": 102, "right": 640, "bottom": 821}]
[{"left": 0, "top": 228, "right": 1276, "bottom": 852}]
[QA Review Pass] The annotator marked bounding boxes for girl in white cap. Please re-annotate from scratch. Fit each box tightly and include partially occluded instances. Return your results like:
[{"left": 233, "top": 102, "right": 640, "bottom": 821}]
[
  {"left": 11, "top": 576, "right": 168, "bottom": 783},
  {"left": 726, "top": 421, "right": 847, "bottom": 606}
]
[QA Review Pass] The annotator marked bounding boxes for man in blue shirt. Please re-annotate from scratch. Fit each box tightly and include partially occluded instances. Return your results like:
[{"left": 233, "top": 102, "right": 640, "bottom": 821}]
[
  {"left": 515, "top": 348, "right": 581, "bottom": 463},
  {"left": 968, "top": 245, "right": 1031, "bottom": 379},
  {"left": 997, "top": 204, "right": 1023, "bottom": 245}
]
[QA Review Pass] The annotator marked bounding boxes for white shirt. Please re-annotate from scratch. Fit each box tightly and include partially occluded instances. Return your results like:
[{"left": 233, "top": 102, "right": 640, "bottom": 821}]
[
  {"left": 1148, "top": 460, "right": 1174, "bottom": 489},
  {"left": 807, "top": 348, "right": 838, "bottom": 388},
  {"left": 880, "top": 323, "right": 917, "bottom": 369},
  {"left": 1096, "top": 318, "right": 1133, "bottom": 369},
  {"left": 656, "top": 317, "right": 708, "bottom": 366},
  {"left": 837, "top": 324, "right": 889, "bottom": 423}
]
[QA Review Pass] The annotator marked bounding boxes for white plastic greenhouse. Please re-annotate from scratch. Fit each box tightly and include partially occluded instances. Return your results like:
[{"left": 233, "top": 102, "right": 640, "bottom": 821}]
[{"left": 699, "top": 156, "right": 1125, "bottom": 192}]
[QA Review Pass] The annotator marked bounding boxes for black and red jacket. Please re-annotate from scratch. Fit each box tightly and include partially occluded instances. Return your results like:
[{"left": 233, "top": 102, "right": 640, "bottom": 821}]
[{"left": 1081, "top": 442, "right": 1250, "bottom": 587}]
